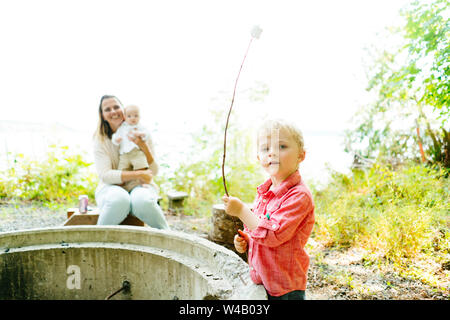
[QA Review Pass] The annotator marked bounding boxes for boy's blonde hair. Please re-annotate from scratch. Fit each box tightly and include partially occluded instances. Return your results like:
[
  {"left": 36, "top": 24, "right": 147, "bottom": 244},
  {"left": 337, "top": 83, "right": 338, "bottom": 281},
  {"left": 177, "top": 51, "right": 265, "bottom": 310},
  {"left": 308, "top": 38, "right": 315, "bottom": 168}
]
[{"left": 257, "top": 119, "right": 305, "bottom": 154}]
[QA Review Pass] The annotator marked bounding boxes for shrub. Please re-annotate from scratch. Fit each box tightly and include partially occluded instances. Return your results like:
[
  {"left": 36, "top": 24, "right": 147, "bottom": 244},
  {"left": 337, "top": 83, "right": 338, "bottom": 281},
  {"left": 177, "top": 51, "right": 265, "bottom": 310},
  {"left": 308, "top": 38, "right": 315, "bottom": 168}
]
[
  {"left": 313, "top": 162, "right": 449, "bottom": 265},
  {"left": 0, "top": 144, "right": 97, "bottom": 206}
]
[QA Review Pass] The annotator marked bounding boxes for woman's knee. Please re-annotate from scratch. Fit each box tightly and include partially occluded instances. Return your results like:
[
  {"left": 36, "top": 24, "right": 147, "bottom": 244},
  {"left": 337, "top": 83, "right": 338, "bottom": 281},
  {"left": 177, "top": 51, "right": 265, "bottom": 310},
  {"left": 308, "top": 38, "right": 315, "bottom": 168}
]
[
  {"left": 130, "top": 186, "right": 156, "bottom": 207},
  {"left": 105, "top": 187, "right": 130, "bottom": 208},
  {"left": 97, "top": 186, "right": 131, "bottom": 224},
  {"left": 131, "top": 194, "right": 158, "bottom": 213},
  {"left": 130, "top": 187, "right": 169, "bottom": 229}
]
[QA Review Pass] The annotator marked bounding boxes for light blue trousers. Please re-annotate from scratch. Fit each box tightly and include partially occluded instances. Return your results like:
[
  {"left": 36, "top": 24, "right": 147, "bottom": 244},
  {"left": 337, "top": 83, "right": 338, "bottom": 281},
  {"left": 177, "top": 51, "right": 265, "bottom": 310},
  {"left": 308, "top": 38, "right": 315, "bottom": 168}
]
[{"left": 95, "top": 184, "right": 170, "bottom": 230}]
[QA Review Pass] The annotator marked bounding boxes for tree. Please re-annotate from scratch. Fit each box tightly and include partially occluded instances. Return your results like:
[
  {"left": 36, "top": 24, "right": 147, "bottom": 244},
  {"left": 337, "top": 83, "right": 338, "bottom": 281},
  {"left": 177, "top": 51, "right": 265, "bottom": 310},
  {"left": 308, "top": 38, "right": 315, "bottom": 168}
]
[{"left": 345, "top": 0, "right": 449, "bottom": 168}]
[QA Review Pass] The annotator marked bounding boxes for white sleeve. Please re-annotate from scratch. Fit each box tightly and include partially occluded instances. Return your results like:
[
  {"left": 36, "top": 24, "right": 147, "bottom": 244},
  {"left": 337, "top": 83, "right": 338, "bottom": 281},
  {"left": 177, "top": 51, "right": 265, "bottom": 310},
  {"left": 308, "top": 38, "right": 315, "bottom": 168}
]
[
  {"left": 112, "top": 125, "right": 128, "bottom": 145},
  {"left": 93, "top": 138, "right": 123, "bottom": 185},
  {"left": 111, "top": 132, "right": 119, "bottom": 146}
]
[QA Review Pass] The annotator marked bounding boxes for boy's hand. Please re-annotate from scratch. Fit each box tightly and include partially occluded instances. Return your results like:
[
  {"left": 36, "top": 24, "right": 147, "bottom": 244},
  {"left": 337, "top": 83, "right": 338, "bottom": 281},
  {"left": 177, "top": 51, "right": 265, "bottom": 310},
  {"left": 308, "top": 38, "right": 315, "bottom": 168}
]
[
  {"left": 222, "top": 195, "right": 244, "bottom": 217},
  {"left": 223, "top": 196, "right": 260, "bottom": 231},
  {"left": 234, "top": 230, "right": 249, "bottom": 253},
  {"left": 238, "top": 229, "right": 250, "bottom": 242}
]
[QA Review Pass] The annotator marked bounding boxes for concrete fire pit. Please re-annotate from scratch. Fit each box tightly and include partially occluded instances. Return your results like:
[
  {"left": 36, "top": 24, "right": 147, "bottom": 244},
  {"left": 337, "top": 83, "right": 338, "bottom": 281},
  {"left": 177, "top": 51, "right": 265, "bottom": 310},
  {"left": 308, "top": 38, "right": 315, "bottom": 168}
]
[{"left": 0, "top": 226, "right": 267, "bottom": 300}]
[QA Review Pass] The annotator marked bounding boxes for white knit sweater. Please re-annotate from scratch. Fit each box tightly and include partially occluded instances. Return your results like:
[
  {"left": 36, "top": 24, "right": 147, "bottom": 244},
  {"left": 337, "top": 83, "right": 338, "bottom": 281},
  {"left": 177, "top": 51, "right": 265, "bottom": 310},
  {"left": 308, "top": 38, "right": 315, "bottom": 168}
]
[{"left": 92, "top": 133, "right": 159, "bottom": 195}]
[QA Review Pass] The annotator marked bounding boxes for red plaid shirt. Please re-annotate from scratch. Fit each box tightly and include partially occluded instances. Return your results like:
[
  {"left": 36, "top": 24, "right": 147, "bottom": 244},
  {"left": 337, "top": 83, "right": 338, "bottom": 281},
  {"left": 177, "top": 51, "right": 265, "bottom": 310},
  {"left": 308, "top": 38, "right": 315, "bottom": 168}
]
[{"left": 245, "top": 170, "right": 315, "bottom": 296}]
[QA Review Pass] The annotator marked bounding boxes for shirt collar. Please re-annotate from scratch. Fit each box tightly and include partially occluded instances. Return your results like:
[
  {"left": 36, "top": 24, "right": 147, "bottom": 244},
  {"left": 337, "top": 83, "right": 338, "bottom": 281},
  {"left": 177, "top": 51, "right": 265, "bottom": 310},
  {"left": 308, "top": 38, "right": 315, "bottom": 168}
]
[{"left": 257, "top": 170, "right": 301, "bottom": 197}]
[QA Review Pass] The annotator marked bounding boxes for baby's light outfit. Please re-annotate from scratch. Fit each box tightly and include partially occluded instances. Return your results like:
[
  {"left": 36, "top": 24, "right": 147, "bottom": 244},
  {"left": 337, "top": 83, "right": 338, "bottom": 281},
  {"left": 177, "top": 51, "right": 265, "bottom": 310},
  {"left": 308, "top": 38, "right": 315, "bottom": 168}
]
[{"left": 112, "top": 122, "right": 150, "bottom": 191}]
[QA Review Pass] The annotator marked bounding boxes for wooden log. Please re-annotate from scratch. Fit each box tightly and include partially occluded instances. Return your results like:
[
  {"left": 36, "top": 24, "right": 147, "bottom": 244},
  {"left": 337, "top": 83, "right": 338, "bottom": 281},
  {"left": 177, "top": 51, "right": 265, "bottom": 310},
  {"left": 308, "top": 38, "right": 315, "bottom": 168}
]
[
  {"left": 208, "top": 204, "right": 244, "bottom": 245},
  {"left": 208, "top": 203, "right": 250, "bottom": 261}
]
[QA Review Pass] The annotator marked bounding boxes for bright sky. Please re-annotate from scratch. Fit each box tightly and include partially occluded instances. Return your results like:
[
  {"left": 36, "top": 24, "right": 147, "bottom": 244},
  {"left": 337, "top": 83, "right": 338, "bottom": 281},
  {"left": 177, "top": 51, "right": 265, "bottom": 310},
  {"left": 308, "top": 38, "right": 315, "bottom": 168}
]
[
  {"left": 0, "top": 0, "right": 412, "bottom": 182},
  {"left": 0, "top": 0, "right": 410, "bottom": 130}
]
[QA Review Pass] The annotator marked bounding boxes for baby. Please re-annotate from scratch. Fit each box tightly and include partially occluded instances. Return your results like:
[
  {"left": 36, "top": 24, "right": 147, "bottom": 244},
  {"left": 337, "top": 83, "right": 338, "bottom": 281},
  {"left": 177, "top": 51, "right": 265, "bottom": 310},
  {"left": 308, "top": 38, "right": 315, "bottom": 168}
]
[{"left": 112, "top": 104, "right": 150, "bottom": 192}]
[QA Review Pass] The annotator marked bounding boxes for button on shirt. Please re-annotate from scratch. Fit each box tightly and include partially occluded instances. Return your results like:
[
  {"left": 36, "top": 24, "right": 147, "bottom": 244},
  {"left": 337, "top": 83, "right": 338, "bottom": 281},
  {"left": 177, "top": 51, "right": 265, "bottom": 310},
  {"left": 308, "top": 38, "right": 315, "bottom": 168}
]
[{"left": 245, "top": 170, "right": 315, "bottom": 297}]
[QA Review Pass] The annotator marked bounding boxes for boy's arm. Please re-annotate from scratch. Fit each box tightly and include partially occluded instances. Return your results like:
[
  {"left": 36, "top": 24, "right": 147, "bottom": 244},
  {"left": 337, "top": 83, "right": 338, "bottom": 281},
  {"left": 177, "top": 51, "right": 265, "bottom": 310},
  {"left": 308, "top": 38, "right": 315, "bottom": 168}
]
[
  {"left": 249, "top": 191, "right": 314, "bottom": 248},
  {"left": 222, "top": 196, "right": 260, "bottom": 230},
  {"left": 222, "top": 192, "right": 314, "bottom": 248},
  {"left": 236, "top": 204, "right": 260, "bottom": 231}
]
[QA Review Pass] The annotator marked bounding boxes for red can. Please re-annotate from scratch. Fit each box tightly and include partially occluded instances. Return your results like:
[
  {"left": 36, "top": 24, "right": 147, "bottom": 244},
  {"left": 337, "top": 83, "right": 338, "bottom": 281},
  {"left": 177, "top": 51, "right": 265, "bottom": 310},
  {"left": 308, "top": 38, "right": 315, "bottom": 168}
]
[{"left": 78, "top": 195, "right": 88, "bottom": 214}]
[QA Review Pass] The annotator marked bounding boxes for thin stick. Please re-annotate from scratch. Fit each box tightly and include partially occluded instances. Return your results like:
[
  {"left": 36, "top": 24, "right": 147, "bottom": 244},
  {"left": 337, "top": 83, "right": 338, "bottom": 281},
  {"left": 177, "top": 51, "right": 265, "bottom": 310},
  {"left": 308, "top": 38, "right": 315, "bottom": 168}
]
[{"left": 222, "top": 37, "right": 254, "bottom": 197}]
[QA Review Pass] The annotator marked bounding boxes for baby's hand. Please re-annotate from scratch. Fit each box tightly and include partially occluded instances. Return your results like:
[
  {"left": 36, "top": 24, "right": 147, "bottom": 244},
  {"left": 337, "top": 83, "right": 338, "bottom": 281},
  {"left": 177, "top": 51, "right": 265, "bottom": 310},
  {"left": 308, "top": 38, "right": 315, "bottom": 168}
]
[
  {"left": 127, "top": 131, "right": 136, "bottom": 141},
  {"left": 134, "top": 131, "right": 146, "bottom": 139},
  {"left": 234, "top": 230, "right": 249, "bottom": 253},
  {"left": 115, "top": 137, "right": 122, "bottom": 144}
]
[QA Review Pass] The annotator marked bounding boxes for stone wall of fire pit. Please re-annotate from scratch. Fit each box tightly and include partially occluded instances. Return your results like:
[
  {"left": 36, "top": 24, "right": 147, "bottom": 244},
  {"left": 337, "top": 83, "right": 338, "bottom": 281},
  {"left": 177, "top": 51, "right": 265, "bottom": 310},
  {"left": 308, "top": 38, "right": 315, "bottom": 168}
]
[{"left": 0, "top": 226, "right": 266, "bottom": 300}]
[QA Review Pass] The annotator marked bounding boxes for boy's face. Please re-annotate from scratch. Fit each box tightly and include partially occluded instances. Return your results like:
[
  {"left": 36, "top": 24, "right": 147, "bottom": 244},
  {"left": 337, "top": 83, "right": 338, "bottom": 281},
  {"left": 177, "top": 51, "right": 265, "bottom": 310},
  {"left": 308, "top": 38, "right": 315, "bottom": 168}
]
[
  {"left": 257, "top": 127, "right": 305, "bottom": 184},
  {"left": 125, "top": 108, "right": 140, "bottom": 125}
]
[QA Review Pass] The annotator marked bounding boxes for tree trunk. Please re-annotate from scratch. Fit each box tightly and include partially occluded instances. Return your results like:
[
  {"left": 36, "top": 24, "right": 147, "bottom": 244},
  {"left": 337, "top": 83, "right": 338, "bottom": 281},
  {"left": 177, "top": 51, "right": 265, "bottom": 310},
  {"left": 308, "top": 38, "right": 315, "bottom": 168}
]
[{"left": 208, "top": 204, "right": 247, "bottom": 261}]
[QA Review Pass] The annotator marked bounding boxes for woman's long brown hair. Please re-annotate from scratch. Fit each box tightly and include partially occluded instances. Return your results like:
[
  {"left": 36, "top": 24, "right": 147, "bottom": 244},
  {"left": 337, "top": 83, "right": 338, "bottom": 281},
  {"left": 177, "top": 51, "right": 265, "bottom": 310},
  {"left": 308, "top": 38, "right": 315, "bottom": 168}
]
[{"left": 94, "top": 95, "right": 123, "bottom": 140}]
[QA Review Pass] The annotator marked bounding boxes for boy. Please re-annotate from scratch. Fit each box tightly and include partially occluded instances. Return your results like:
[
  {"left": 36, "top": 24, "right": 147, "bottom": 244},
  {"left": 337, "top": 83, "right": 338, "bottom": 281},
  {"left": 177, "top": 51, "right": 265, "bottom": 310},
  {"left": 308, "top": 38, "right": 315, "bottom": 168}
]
[
  {"left": 222, "top": 119, "right": 315, "bottom": 300},
  {"left": 112, "top": 104, "right": 151, "bottom": 192}
]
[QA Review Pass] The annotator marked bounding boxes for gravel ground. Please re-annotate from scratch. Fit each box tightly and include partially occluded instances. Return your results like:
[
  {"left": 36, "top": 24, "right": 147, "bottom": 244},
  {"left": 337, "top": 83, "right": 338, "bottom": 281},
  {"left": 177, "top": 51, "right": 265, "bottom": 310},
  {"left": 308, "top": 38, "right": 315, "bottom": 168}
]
[
  {"left": 1, "top": 202, "right": 448, "bottom": 300},
  {"left": 0, "top": 202, "right": 68, "bottom": 232}
]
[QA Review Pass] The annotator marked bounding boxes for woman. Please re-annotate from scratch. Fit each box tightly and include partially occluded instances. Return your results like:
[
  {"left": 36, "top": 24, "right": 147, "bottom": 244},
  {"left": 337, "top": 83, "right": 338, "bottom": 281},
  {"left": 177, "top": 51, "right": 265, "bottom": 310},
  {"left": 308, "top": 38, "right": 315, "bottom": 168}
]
[{"left": 92, "top": 94, "right": 169, "bottom": 229}]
